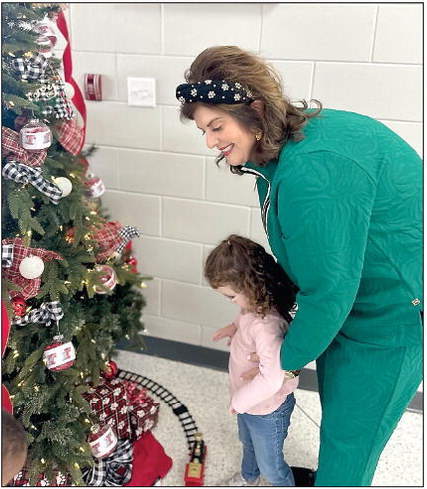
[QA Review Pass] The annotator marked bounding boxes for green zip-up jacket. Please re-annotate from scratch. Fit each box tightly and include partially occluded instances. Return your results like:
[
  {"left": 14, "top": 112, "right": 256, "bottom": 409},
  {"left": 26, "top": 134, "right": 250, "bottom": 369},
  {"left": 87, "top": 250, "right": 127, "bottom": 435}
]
[{"left": 242, "top": 109, "right": 422, "bottom": 371}]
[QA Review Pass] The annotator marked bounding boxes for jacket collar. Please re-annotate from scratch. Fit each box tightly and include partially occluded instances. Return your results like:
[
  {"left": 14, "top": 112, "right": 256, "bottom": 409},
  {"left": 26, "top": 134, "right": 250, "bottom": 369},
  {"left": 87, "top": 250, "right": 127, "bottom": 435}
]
[{"left": 241, "top": 159, "right": 278, "bottom": 181}]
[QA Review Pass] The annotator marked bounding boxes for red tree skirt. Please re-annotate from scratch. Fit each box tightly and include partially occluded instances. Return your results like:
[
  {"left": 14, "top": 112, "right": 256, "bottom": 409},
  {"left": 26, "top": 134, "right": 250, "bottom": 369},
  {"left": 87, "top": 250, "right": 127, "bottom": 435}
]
[{"left": 124, "top": 431, "right": 172, "bottom": 486}]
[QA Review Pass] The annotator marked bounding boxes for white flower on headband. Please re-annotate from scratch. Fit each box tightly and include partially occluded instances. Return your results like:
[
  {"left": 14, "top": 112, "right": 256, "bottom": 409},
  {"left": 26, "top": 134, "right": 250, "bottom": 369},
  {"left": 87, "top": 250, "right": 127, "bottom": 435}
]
[
  {"left": 178, "top": 96, "right": 185, "bottom": 103},
  {"left": 235, "top": 82, "right": 242, "bottom": 89},
  {"left": 208, "top": 91, "right": 216, "bottom": 99},
  {"left": 205, "top": 80, "right": 212, "bottom": 84},
  {"left": 191, "top": 88, "right": 197, "bottom": 96},
  {"left": 234, "top": 93, "right": 241, "bottom": 101},
  {"left": 221, "top": 83, "right": 229, "bottom": 91}
]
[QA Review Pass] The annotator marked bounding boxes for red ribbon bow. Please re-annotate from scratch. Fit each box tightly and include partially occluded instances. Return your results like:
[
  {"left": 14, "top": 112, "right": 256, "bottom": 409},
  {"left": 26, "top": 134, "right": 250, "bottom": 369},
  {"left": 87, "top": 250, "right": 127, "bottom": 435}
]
[{"left": 1, "top": 127, "right": 47, "bottom": 167}]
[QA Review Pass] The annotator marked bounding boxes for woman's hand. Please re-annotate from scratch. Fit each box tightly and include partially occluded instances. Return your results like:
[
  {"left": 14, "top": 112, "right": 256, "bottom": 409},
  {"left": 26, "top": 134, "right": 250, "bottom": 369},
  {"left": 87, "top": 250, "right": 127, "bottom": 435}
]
[
  {"left": 240, "top": 352, "right": 261, "bottom": 380},
  {"left": 212, "top": 323, "right": 237, "bottom": 346}
]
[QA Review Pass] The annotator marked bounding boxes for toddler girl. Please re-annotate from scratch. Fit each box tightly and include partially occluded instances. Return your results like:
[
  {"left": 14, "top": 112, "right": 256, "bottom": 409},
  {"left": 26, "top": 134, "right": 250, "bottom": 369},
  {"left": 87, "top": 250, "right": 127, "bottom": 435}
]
[{"left": 205, "top": 234, "right": 299, "bottom": 487}]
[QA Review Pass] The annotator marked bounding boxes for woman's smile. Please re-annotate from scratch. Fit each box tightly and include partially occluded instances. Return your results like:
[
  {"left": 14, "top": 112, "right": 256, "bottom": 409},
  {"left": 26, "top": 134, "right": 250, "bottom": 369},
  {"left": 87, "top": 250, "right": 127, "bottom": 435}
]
[{"left": 219, "top": 143, "right": 234, "bottom": 157}]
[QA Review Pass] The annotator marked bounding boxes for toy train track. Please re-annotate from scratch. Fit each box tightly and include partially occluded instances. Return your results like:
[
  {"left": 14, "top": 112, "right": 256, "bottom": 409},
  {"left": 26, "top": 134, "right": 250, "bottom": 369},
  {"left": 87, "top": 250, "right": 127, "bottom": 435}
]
[{"left": 117, "top": 369, "right": 199, "bottom": 452}]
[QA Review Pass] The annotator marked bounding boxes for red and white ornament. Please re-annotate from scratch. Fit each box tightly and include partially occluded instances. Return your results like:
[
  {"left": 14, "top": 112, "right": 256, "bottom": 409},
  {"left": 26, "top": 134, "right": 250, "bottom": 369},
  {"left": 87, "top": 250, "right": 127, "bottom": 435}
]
[
  {"left": 85, "top": 174, "right": 105, "bottom": 199},
  {"left": 35, "top": 35, "right": 54, "bottom": 58},
  {"left": 88, "top": 424, "right": 118, "bottom": 458},
  {"left": 19, "top": 119, "right": 52, "bottom": 152},
  {"left": 43, "top": 334, "right": 76, "bottom": 371},
  {"left": 11, "top": 296, "right": 28, "bottom": 318},
  {"left": 52, "top": 177, "right": 73, "bottom": 197},
  {"left": 19, "top": 255, "right": 45, "bottom": 279},
  {"left": 94, "top": 265, "right": 117, "bottom": 294},
  {"left": 101, "top": 360, "right": 118, "bottom": 380}
]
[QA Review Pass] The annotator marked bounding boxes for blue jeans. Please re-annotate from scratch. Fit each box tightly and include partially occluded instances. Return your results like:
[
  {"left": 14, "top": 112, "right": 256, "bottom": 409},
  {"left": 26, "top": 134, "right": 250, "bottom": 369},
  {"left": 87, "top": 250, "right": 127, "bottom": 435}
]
[{"left": 237, "top": 393, "right": 296, "bottom": 486}]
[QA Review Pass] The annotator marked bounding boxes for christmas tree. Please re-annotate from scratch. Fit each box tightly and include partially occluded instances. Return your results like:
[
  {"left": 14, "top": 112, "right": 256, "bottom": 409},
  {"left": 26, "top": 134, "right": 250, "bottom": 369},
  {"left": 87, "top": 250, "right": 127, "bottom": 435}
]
[{"left": 2, "top": 3, "right": 148, "bottom": 485}]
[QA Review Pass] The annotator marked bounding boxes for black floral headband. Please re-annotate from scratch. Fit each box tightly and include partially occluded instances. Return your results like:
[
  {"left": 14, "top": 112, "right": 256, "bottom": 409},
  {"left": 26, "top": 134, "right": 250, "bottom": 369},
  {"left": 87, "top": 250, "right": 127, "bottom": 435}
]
[{"left": 176, "top": 79, "right": 253, "bottom": 104}]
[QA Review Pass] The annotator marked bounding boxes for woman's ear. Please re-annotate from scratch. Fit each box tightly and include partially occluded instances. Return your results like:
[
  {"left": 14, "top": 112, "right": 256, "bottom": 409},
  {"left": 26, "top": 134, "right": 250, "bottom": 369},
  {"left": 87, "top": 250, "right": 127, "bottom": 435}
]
[{"left": 250, "top": 99, "right": 265, "bottom": 116}]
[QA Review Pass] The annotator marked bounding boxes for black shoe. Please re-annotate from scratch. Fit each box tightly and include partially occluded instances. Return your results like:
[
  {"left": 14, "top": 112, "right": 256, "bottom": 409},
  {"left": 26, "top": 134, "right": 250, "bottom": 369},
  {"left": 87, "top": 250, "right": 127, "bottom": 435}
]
[{"left": 291, "top": 466, "right": 316, "bottom": 487}]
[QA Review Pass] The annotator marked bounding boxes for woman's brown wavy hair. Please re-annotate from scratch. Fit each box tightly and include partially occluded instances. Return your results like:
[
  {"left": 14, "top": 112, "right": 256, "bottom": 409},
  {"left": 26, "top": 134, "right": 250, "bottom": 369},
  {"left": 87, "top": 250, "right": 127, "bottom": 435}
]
[
  {"left": 179, "top": 45, "right": 322, "bottom": 169},
  {"left": 205, "top": 235, "right": 297, "bottom": 323}
]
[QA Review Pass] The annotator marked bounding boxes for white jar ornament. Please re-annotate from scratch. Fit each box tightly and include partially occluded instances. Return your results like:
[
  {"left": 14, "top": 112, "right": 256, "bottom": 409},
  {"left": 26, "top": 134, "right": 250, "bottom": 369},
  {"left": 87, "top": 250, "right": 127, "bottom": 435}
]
[
  {"left": 94, "top": 265, "right": 117, "bottom": 294},
  {"left": 88, "top": 424, "right": 118, "bottom": 459},
  {"left": 19, "top": 118, "right": 52, "bottom": 152},
  {"left": 85, "top": 174, "right": 105, "bottom": 199},
  {"left": 19, "top": 255, "right": 45, "bottom": 279},
  {"left": 43, "top": 335, "right": 76, "bottom": 371},
  {"left": 53, "top": 177, "right": 73, "bottom": 197}
]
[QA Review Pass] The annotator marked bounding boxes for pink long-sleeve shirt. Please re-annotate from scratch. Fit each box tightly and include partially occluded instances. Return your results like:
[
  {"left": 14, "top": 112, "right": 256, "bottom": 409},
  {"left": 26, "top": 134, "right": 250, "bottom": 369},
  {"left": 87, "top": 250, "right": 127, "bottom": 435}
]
[{"left": 229, "top": 311, "right": 299, "bottom": 415}]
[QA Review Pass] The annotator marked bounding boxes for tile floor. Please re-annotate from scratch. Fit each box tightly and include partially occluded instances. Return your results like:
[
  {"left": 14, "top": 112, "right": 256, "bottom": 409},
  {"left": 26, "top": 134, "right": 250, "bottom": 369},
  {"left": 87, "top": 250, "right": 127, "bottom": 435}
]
[{"left": 116, "top": 350, "right": 423, "bottom": 487}]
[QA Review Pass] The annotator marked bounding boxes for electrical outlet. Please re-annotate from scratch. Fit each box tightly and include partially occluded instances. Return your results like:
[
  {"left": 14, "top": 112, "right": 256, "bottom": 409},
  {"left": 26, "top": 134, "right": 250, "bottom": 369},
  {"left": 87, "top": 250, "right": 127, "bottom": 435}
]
[{"left": 127, "top": 77, "right": 156, "bottom": 107}]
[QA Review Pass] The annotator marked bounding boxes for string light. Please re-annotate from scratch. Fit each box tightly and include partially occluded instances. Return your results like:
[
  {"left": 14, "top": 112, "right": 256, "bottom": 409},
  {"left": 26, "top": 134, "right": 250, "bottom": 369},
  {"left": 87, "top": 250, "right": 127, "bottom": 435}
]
[
  {"left": 17, "top": 380, "right": 24, "bottom": 387},
  {"left": 40, "top": 459, "right": 46, "bottom": 464},
  {"left": 74, "top": 463, "right": 80, "bottom": 469},
  {"left": 91, "top": 339, "right": 96, "bottom": 344},
  {"left": 13, "top": 350, "right": 19, "bottom": 358},
  {"left": 79, "top": 446, "right": 85, "bottom": 452},
  {"left": 84, "top": 418, "right": 91, "bottom": 424}
]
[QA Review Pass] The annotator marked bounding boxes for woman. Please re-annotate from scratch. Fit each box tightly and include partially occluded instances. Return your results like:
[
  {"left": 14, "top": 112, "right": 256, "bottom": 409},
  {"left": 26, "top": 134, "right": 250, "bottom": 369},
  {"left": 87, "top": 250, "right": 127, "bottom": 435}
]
[{"left": 175, "top": 46, "right": 422, "bottom": 486}]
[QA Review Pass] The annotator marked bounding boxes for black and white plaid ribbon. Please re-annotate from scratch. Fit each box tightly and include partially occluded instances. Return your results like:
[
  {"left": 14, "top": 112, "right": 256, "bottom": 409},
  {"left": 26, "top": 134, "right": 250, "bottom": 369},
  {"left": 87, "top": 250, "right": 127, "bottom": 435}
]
[
  {"left": 26, "top": 81, "right": 58, "bottom": 102},
  {"left": 13, "top": 301, "right": 64, "bottom": 327},
  {"left": 11, "top": 54, "right": 49, "bottom": 81},
  {"left": 82, "top": 439, "right": 133, "bottom": 486},
  {"left": 2, "top": 243, "right": 14, "bottom": 268},
  {"left": 117, "top": 226, "right": 140, "bottom": 254},
  {"left": 2, "top": 160, "right": 63, "bottom": 204},
  {"left": 40, "top": 77, "right": 74, "bottom": 120}
]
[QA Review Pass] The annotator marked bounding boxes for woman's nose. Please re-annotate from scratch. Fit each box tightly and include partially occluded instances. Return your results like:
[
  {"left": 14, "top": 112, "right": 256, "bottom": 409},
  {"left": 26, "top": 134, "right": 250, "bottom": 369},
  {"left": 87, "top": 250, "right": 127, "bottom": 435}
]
[{"left": 206, "top": 132, "right": 217, "bottom": 149}]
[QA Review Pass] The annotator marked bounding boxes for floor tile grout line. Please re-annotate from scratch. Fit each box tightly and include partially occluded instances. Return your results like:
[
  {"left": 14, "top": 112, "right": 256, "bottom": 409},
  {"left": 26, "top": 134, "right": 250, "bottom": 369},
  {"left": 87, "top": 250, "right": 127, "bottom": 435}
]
[{"left": 295, "top": 402, "right": 321, "bottom": 429}]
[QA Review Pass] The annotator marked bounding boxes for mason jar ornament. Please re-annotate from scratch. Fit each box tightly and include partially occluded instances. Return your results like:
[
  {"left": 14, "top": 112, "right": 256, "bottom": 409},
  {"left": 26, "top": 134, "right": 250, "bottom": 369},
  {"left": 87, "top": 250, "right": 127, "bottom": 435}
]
[
  {"left": 85, "top": 173, "right": 105, "bottom": 199},
  {"left": 43, "top": 334, "right": 76, "bottom": 371},
  {"left": 88, "top": 424, "right": 118, "bottom": 458},
  {"left": 19, "top": 118, "right": 52, "bottom": 152},
  {"left": 94, "top": 265, "right": 117, "bottom": 294}
]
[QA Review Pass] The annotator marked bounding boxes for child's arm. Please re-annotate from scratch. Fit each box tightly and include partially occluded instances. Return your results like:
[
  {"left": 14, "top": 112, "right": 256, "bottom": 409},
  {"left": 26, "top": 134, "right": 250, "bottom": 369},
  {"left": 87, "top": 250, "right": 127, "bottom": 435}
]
[
  {"left": 231, "top": 321, "right": 294, "bottom": 413},
  {"left": 212, "top": 322, "right": 237, "bottom": 346}
]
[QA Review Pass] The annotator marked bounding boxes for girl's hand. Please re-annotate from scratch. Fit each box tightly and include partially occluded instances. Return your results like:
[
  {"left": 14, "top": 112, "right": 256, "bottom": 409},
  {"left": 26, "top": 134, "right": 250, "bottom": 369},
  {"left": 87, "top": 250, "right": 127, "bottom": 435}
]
[
  {"left": 229, "top": 406, "right": 238, "bottom": 415},
  {"left": 212, "top": 323, "right": 237, "bottom": 346},
  {"left": 247, "top": 352, "right": 260, "bottom": 363}
]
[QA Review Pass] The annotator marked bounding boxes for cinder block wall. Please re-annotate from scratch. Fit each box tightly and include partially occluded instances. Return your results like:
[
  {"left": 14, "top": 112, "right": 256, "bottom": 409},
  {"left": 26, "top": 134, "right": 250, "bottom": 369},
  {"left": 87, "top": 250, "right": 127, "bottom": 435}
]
[{"left": 69, "top": 4, "right": 422, "bottom": 363}]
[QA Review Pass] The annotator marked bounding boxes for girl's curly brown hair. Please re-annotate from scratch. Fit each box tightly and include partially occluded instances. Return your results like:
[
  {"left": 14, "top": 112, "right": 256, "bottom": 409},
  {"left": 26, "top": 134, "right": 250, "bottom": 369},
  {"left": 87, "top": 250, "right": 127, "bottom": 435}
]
[
  {"left": 179, "top": 45, "right": 322, "bottom": 169},
  {"left": 205, "top": 235, "right": 297, "bottom": 323}
]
